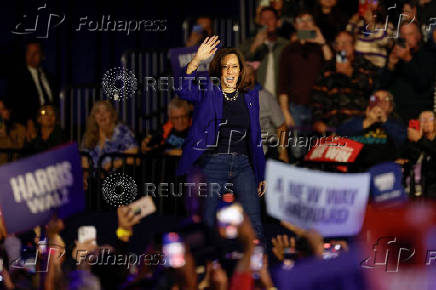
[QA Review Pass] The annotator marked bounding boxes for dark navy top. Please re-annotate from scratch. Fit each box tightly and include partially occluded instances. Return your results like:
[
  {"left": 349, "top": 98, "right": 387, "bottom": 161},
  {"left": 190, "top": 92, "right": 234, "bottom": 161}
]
[{"left": 215, "top": 91, "right": 250, "bottom": 155}]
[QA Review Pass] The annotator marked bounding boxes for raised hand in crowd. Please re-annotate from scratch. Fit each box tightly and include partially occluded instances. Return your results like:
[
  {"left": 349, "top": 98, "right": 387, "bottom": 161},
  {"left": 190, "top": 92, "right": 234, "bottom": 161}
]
[
  {"left": 187, "top": 36, "right": 220, "bottom": 74},
  {"left": 272, "top": 234, "right": 295, "bottom": 261},
  {"left": 250, "top": 27, "right": 268, "bottom": 54},
  {"left": 408, "top": 127, "right": 422, "bottom": 142},
  {"left": 387, "top": 43, "right": 412, "bottom": 70},
  {"left": 363, "top": 105, "right": 388, "bottom": 128},
  {"left": 116, "top": 206, "right": 142, "bottom": 242}
]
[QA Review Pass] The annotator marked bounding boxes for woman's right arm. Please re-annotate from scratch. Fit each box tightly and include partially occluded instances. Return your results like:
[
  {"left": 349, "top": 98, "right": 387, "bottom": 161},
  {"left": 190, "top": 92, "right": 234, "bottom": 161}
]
[{"left": 180, "top": 36, "right": 220, "bottom": 103}]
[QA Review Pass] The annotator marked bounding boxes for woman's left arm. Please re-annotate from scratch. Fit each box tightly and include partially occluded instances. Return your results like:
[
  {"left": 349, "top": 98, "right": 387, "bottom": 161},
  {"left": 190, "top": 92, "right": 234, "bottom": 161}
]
[{"left": 253, "top": 91, "right": 267, "bottom": 196}]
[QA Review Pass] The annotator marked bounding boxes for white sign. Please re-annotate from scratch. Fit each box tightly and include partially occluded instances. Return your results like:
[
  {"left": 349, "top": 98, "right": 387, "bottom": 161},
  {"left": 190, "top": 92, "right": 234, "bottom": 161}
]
[{"left": 265, "top": 160, "right": 370, "bottom": 237}]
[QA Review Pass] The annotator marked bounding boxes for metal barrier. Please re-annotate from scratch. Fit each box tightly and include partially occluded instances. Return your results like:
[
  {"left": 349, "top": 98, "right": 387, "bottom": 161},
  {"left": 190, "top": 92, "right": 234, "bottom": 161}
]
[{"left": 83, "top": 152, "right": 184, "bottom": 215}]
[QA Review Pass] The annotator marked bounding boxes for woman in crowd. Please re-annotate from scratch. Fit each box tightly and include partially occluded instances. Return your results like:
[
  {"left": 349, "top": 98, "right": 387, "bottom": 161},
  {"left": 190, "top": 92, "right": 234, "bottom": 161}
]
[
  {"left": 175, "top": 36, "right": 266, "bottom": 240},
  {"left": 81, "top": 100, "right": 138, "bottom": 171},
  {"left": 313, "top": 0, "right": 349, "bottom": 43},
  {"left": 0, "top": 98, "right": 26, "bottom": 164},
  {"left": 23, "top": 105, "right": 67, "bottom": 155},
  {"left": 403, "top": 110, "right": 436, "bottom": 198},
  {"left": 346, "top": 0, "right": 394, "bottom": 67}
]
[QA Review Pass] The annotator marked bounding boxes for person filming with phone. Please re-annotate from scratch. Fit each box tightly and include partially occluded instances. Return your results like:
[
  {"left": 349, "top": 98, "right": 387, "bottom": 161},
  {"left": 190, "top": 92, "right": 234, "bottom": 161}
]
[
  {"left": 311, "top": 31, "right": 377, "bottom": 134},
  {"left": 381, "top": 20, "right": 435, "bottom": 123},
  {"left": 336, "top": 90, "right": 406, "bottom": 168},
  {"left": 401, "top": 111, "right": 436, "bottom": 198}
]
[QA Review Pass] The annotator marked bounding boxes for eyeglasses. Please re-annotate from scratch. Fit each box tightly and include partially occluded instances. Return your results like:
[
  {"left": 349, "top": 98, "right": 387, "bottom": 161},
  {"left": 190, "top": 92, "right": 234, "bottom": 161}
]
[
  {"left": 170, "top": 114, "right": 188, "bottom": 121},
  {"left": 295, "top": 16, "right": 313, "bottom": 24},
  {"left": 420, "top": 117, "right": 435, "bottom": 122},
  {"left": 40, "top": 110, "right": 55, "bottom": 116}
]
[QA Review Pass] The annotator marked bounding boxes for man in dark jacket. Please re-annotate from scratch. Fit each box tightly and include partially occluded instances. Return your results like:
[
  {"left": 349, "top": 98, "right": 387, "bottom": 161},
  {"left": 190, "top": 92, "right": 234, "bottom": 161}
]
[{"left": 380, "top": 21, "right": 435, "bottom": 122}]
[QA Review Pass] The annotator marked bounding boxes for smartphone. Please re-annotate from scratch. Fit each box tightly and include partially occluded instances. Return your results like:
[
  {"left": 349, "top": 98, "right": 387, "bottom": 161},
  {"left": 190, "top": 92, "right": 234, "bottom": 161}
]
[
  {"left": 128, "top": 196, "right": 156, "bottom": 218},
  {"left": 192, "top": 25, "right": 203, "bottom": 33},
  {"left": 368, "top": 95, "right": 379, "bottom": 109},
  {"left": 78, "top": 226, "right": 97, "bottom": 243},
  {"left": 162, "top": 232, "right": 186, "bottom": 268},
  {"left": 216, "top": 202, "right": 244, "bottom": 239},
  {"left": 409, "top": 119, "right": 420, "bottom": 131},
  {"left": 0, "top": 258, "right": 3, "bottom": 283},
  {"left": 336, "top": 50, "right": 347, "bottom": 63},
  {"left": 322, "top": 242, "right": 343, "bottom": 259},
  {"left": 395, "top": 37, "right": 407, "bottom": 48},
  {"left": 297, "top": 30, "right": 316, "bottom": 40},
  {"left": 250, "top": 245, "right": 264, "bottom": 272},
  {"left": 359, "top": 0, "right": 377, "bottom": 17}
]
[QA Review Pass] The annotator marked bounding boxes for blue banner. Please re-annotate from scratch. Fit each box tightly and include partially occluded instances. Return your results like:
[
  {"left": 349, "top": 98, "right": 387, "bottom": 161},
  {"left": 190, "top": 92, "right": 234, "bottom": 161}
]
[
  {"left": 168, "top": 46, "right": 213, "bottom": 77},
  {"left": 0, "top": 143, "right": 85, "bottom": 233},
  {"left": 369, "top": 162, "right": 407, "bottom": 204}
]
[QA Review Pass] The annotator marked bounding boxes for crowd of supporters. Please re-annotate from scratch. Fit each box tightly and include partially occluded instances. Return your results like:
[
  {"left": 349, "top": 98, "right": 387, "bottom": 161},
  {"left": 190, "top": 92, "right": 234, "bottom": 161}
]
[{"left": 1, "top": 0, "right": 436, "bottom": 289}]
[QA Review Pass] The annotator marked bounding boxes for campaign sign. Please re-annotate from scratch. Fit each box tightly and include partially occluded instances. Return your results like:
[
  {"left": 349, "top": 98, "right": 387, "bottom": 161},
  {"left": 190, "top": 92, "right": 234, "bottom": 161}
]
[
  {"left": 305, "top": 137, "right": 363, "bottom": 163},
  {"left": 169, "top": 46, "right": 213, "bottom": 77},
  {"left": 0, "top": 143, "right": 85, "bottom": 233},
  {"left": 266, "top": 160, "right": 370, "bottom": 237},
  {"left": 369, "top": 162, "right": 407, "bottom": 204},
  {"left": 272, "top": 250, "right": 367, "bottom": 290}
]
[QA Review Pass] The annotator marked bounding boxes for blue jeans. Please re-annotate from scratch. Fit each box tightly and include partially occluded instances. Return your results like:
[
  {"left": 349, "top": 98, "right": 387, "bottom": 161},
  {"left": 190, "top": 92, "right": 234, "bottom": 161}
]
[{"left": 196, "top": 153, "right": 264, "bottom": 240}]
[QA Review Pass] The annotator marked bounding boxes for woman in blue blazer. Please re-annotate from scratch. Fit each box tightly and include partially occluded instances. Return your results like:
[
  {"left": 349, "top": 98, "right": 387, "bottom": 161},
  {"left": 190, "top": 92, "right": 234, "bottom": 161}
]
[{"left": 175, "top": 36, "right": 266, "bottom": 239}]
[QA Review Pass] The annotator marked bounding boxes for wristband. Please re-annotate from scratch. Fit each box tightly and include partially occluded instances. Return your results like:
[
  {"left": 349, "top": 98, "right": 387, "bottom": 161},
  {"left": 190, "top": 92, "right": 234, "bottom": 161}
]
[{"left": 116, "top": 227, "right": 132, "bottom": 238}]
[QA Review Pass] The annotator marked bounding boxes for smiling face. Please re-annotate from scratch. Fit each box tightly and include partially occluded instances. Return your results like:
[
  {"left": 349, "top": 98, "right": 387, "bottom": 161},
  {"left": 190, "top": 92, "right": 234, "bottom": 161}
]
[
  {"left": 93, "top": 103, "right": 114, "bottom": 129},
  {"left": 220, "top": 54, "right": 240, "bottom": 90}
]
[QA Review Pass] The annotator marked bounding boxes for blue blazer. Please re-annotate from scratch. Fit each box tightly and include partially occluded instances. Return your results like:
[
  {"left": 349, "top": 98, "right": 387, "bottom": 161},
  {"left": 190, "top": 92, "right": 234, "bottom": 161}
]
[{"left": 175, "top": 67, "right": 266, "bottom": 184}]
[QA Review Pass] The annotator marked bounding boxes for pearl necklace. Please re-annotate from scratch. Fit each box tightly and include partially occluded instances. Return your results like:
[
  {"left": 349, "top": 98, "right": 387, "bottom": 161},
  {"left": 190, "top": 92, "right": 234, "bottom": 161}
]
[{"left": 222, "top": 89, "right": 239, "bottom": 101}]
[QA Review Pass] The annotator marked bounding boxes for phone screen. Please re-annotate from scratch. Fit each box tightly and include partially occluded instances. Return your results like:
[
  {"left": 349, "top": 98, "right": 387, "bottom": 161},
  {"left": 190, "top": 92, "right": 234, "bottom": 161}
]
[
  {"left": 250, "top": 246, "right": 264, "bottom": 272},
  {"left": 216, "top": 203, "right": 243, "bottom": 239},
  {"left": 336, "top": 50, "right": 347, "bottom": 63},
  {"left": 162, "top": 232, "right": 186, "bottom": 268},
  {"left": 297, "top": 30, "right": 316, "bottom": 40},
  {"left": 409, "top": 120, "right": 420, "bottom": 131},
  {"left": 322, "top": 242, "right": 343, "bottom": 259},
  {"left": 78, "top": 226, "right": 97, "bottom": 243}
]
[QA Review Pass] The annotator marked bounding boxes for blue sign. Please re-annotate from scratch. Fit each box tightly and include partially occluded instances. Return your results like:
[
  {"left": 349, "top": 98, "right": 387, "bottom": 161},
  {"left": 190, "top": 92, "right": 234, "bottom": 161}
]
[
  {"left": 0, "top": 143, "right": 85, "bottom": 233},
  {"left": 369, "top": 162, "right": 407, "bottom": 205}
]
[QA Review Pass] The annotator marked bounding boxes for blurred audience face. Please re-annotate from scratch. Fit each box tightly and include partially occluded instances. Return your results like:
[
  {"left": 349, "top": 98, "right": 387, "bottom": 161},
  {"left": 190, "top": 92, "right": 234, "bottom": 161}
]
[
  {"left": 197, "top": 17, "right": 212, "bottom": 35},
  {"left": 402, "top": 4, "right": 417, "bottom": 20},
  {"left": 221, "top": 54, "right": 240, "bottom": 89},
  {"left": 400, "top": 23, "right": 421, "bottom": 50},
  {"left": 420, "top": 111, "right": 435, "bottom": 135},
  {"left": 294, "top": 14, "right": 315, "bottom": 31},
  {"left": 0, "top": 101, "right": 10, "bottom": 121},
  {"left": 319, "top": 0, "right": 337, "bottom": 10},
  {"left": 270, "top": 0, "right": 283, "bottom": 12},
  {"left": 93, "top": 103, "right": 114, "bottom": 129},
  {"left": 169, "top": 107, "right": 190, "bottom": 132},
  {"left": 259, "top": 9, "right": 279, "bottom": 32},
  {"left": 38, "top": 106, "right": 56, "bottom": 128},
  {"left": 374, "top": 90, "right": 394, "bottom": 114},
  {"left": 26, "top": 43, "right": 43, "bottom": 68},
  {"left": 335, "top": 32, "right": 354, "bottom": 58}
]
